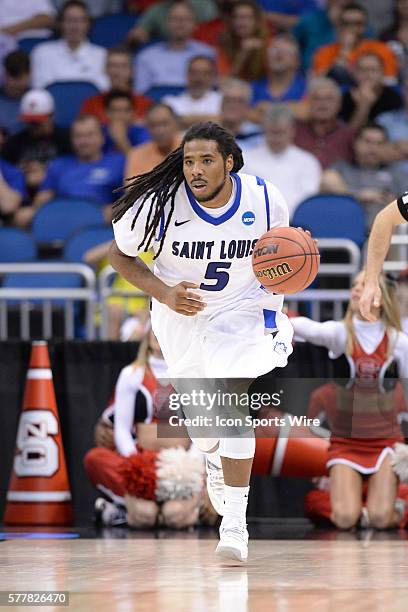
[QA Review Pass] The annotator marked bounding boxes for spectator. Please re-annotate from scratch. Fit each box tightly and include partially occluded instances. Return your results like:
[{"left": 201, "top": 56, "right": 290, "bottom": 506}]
[
  {"left": 219, "top": 77, "right": 263, "bottom": 150},
  {"left": 163, "top": 55, "right": 222, "bottom": 129},
  {"left": 243, "top": 105, "right": 322, "bottom": 219},
  {"left": 293, "top": 0, "right": 351, "bottom": 71},
  {"left": 0, "top": 0, "right": 55, "bottom": 39},
  {"left": 54, "top": 0, "right": 123, "bottom": 18},
  {"left": 251, "top": 34, "right": 307, "bottom": 121},
  {"left": 377, "top": 74, "right": 408, "bottom": 172},
  {"left": 31, "top": 0, "right": 109, "bottom": 91},
  {"left": 294, "top": 77, "right": 355, "bottom": 169},
  {"left": 359, "top": 0, "right": 395, "bottom": 36},
  {"left": 103, "top": 91, "right": 150, "bottom": 155},
  {"left": 0, "top": 158, "right": 26, "bottom": 225},
  {"left": 312, "top": 2, "right": 398, "bottom": 86},
  {"left": 2, "top": 89, "right": 71, "bottom": 166},
  {"left": 321, "top": 122, "right": 406, "bottom": 229},
  {"left": 262, "top": 0, "right": 319, "bottom": 32},
  {"left": 80, "top": 46, "right": 152, "bottom": 124},
  {"left": 0, "top": 51, "right": 30, "bottom": 135},
  {"left": 134, "top": 1, "right": 215, "bottom": 95},
  {"left": 126, "top": 0, "right": 218, "bottom": 46},
  {"left": 381, "top": 0, "right": 408, "bottom": 75},
  {"left": 340, "top": 52, "right": 402, "bottom": 130},
  {"left": 30, "top": 115, "right": 125, "bottom": 227},
  {"left": 126, "top": 104, "right": 182, "bottom": 178},
  {"left": 217, "top": 0, "right": 269, "bottom": 81},
  {"left": 193, "top": 0, "right": 233, "bottom": 46}
]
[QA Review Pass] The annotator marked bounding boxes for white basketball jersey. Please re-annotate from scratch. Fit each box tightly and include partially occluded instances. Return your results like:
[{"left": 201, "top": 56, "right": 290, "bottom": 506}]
[{"left": 113, "top": 172, "right": 289, "bottom": 321}]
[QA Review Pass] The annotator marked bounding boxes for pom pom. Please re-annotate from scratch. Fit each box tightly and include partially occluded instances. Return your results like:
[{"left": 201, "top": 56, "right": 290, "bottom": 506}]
[
  {"left": 118, "top": 450, "right": 158, "bottom": 500},
  {"left": 391, "top": 443, "right": 408, "bottom": 483},
  {"left": 156, "top": 447, "right": 204, "bottom": 502}
]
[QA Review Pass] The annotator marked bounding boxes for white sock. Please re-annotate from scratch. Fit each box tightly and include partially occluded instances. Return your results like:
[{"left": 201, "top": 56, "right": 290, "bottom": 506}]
[
  {"left": 205, "top": 445, "right": 222, "bottom": 468},
  {"left": 223, "top": 485, "right": 249, "bottom": 522}
]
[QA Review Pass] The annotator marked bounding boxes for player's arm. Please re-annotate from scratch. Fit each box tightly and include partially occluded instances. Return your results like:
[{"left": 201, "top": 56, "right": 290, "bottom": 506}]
[
  {"left": 360, "top": 197, "right": 408, "bottom": 321},
  {"left": 109, "top": 241, "right": 206, "bottom": 316}
]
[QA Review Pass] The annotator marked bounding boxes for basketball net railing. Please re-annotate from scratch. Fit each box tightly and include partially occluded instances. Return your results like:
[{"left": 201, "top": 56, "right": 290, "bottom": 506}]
[
  {"left": 0, "top": 263, "right": 96, "bottom": 340},
  {"left": 0, "top": 239, "right": 364, "bottom": 340}
]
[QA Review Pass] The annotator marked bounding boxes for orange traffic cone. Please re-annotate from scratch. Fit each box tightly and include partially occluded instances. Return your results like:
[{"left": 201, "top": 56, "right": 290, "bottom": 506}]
[
  {"left": 4, "top": 341, "right": 73, "bottom": 525},
  {"left": 253, "top": 409, "right": 330, "bottom": 477}
]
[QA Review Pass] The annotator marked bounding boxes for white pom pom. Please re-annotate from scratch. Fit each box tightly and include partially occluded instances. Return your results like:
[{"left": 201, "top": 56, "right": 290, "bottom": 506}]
[
  {"left": 391, "top": 443, "right": 408, "bottom": 482},
  {"left": 156, "top": 446, "right": 204, "bottom": 502}
]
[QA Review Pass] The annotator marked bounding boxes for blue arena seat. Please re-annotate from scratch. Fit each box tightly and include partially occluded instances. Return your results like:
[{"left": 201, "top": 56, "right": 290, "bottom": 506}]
[
  {"left": 0, "top": 228, "right": 36, "bottom": 262},
  {"left": 32, "top": 199, "right": 104, "bottom": 245},
  {"left": 18, "top": 36, "right": 53, "bottom": 54},
  {"left": 145, "top": 85, "right": 186, "bottom": 102},
  {"left": 64, "top": 225, "right": 114, "bottom": 262},
  {"left": 46, "top": 81, "right": 100, "bottom": 127},
  {"left": 2, "top": 271, "right": 83, "bottom": 306},
  {"left": 291, "top": 194, "right": 366, "bottom": 247},
  {"left": 89, "top": 13, "right": 137, "bottom": 48}
]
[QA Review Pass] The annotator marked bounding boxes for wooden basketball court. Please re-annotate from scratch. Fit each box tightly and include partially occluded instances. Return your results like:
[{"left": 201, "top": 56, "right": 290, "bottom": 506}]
[{"left": 1, "top": 529, "right": 408, "bottom": 611}]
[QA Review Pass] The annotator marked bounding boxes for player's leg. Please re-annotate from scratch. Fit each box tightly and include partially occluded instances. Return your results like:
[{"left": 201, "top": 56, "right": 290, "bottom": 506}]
[
  {"left": 329, "top": 464, "right": 363, "bottom": 529},
  {"left": 366, "top": 453, "right": 401, "bottom": 529},
  {"left": 215, "top": 434, "right": 255, "bottom": 562}
]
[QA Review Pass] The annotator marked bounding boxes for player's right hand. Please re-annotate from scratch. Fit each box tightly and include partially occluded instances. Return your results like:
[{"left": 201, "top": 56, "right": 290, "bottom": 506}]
[
  {"left": 359, "top": 282, "right": 381, "bottom": 321},
  {"left": 163, "top": 281, "right": 207, "bottom": 316}
]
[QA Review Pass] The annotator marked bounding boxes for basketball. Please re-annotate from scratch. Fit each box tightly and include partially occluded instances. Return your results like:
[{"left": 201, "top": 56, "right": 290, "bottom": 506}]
[{"left": 252, "top": 227, "right": 320, "bottom": 294}]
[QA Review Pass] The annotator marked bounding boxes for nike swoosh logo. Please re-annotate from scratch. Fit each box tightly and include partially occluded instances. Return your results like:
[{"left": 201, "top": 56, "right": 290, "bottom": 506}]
[{"left": 175, "top": 220, "right": 191, "bottom": 227}]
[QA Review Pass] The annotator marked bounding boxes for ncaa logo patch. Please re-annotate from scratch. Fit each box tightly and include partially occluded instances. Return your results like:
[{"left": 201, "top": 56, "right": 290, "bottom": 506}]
[{"left": 242, "top": 211, "right": 255, "bottom": 226}]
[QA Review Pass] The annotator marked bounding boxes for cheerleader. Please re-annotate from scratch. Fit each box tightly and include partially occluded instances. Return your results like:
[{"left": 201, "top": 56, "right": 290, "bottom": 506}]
[
  {"left": 292, "top": 271, "right": 408, "bottom": 529},
  {"left": 84, "top": 329, "right": 212, "bottom": 528}
]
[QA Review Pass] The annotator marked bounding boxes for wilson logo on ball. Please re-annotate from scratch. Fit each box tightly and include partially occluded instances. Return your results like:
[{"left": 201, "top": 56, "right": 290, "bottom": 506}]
[
  {"left": 256, "top": 262, "right": 293, "bottom": 280},
  {"left": 253, "top": 244, "right": 279, "bottom": 257}
]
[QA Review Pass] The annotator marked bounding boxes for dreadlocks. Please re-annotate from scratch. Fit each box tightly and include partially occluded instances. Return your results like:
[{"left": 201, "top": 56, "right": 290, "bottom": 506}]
[{"left": 112, "top": 122, "right": 244, "bottom": 258}]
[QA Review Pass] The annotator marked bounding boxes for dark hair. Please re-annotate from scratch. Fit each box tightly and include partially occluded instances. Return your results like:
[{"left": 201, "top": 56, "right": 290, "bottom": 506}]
[
  {"left": 188, "top": 54, "right": 217, "bottom": 71},
  {"left": 4, "top": 50, "right": 30, "bottom": 76},
  {"left": 341, "top": 2, "right": 368, "bottom": 19},
  {"left": 112, "top": 122, "right": 244, "bottom": 258},
  {"left": 107, "top": 44, "right": 132, "bottom": 58},
  {"left": 356, "top": 121, "right": 388, "bottom": 140},
  {"left": 59, "top": 0, "right": 89, "bottom": 20},
  {"left": 146, "top": 102, "right": 178, "bottom": 120},
  {"left": 72, "top": 113, "right": 102, "bottom": 130},
  {"left": 104, "top": 89, "right": 134, "bottom": 110}
]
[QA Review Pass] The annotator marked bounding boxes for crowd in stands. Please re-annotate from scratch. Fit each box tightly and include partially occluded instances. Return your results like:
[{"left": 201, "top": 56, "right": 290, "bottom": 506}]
[{"left": 1, "top": 0, "right": 408, "bottom": 338}]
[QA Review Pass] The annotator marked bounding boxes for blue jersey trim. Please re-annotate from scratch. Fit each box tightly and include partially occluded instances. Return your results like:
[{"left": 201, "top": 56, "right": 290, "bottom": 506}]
[
  {"left": 263, "top": 309, "right": 277, "bottom": 330},
  {"left": 256, "top": 176, "right": 270, "bottom": 231},
  {"left": 156, "top": 210, "right": 165, "bottom": 241},
  {"left": 184, "top": 173, "right": 242, "bottom": 226}
]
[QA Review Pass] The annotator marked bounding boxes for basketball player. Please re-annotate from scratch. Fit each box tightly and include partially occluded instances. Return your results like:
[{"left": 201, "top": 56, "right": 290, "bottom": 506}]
[
  {"left": 360, "top": 193, "right": 408, "bottom": 321},
  {"left": 292, "top": 271, "right": 408, "bottom": 529},
  {"left": 109, "top": 122, "right": 294, "bottom": 562}
]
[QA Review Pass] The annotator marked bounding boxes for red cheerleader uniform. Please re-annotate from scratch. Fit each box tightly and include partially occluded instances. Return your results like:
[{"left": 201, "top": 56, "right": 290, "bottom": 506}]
[{"left": 327, "top": 333, "right": 404, "bottom": 474}]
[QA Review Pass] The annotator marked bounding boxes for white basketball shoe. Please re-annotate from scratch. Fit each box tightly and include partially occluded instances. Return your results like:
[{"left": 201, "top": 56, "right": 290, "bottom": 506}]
[
  {"left": 205, "top": 457, "right": 225, "bottom": 516},
  {"left": 216, "top": 516, "right": 249, "bottom": 562}
]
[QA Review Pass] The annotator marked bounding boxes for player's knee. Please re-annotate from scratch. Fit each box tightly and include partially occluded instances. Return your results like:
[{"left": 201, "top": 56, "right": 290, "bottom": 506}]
[
  {"left": 368, "top": 508, "right": 393, "bottom": 530},
  {"left": 332, "top": 507, "right": 360, "bottom": 530},
  {"left": 125, "top": 495, "right": 158, "bottom": 528}
]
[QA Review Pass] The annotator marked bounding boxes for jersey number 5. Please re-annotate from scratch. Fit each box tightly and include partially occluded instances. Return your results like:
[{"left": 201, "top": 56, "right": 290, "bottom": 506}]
[{"left": 200, "top": 262, "right": 231, "bottom": 292}]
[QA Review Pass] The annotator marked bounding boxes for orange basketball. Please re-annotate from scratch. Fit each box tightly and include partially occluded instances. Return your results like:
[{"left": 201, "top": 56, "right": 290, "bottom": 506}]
[{"left": 252, "top": 227, "right": 320, "bottom": 294}]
